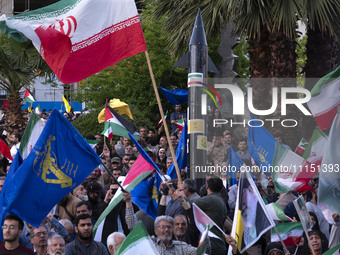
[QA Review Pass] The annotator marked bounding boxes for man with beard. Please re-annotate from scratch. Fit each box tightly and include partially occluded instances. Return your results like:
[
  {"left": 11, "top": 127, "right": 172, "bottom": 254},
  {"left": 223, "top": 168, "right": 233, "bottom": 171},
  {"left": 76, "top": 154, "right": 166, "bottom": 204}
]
[
  {"left": 47, "top": 235, "right": 65, "bottom": 255},
  {"left": 65, "top": 214, "right": 108, "bottom": 255},
  {"left": 0, "top": 214, "right": 34, "bottom": 254},
  {"left": 86, "top": 182, "right": 104, "bottom": 221},
  {"left": 30, "top": 225, "right": 49, "bottom": 255}
]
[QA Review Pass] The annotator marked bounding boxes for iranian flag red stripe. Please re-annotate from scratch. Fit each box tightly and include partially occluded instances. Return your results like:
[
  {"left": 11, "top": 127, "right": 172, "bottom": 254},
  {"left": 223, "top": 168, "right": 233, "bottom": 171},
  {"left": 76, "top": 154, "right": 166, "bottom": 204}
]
[
  {"left": 307, "top": 66, "right": 340, "bottom": 130},
  {"left": 271, "top": 222, "right": 303, "bottom": 247},
  {"left": 0, "top": 0, "right": 147, "bottom": 84}
]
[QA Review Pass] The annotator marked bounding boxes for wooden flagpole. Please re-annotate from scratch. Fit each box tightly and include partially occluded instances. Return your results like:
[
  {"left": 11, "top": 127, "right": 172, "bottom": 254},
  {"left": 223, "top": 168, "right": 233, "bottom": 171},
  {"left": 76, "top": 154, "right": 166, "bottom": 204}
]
[{"left": 144, "top": 51, "right": 182, "bottom": 184}]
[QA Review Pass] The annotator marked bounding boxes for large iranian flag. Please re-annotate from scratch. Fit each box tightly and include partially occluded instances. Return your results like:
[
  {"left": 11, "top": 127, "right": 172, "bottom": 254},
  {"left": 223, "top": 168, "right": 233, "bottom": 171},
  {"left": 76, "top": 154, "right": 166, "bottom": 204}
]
[
  {"left": 0, "top": 0, "right": 147, "bottom": 84},
  {"left": 307, "top": 65, "right": 340, "bottom": 130}
]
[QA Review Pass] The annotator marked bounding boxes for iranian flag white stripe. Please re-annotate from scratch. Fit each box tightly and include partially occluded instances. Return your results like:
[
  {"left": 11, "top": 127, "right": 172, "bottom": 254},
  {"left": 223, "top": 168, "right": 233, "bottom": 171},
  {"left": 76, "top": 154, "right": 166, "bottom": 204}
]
[
  {"left": 266, "top": 203, "right": 292, "bottom": 221},
  {"left": 115, "top": 222, "right": 159, "bottom": 255},
  {"left": 19, "top": 113, "right": 46, "bottom": 159},
  {"left": 302, "top": 127, "right": 327, "bottom": 166},
  {"left": 0, "top": 0, "right": 146, "bottom": 83},
  {"left": 295, "top": 138, "right": 308, "bottom": 155},
  {"left": 188, "top": 73, "right": 203, "bottom": 87},
  {"left": 271, "top": 222, "right": 303, "bottom": 247},
  {"left": 307, "top": 66, "right": 340, "bottom": 130},
  {"left": 272, "top": 143, "right": 314, "bottom": 193}
]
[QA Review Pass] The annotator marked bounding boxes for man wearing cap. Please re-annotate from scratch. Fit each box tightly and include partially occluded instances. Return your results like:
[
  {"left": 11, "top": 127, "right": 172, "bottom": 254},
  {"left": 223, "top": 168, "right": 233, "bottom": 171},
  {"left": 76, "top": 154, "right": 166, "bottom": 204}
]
[
  {"left": 86, "top": 182, "right": 104, "bottom": 221},
  {"left": 111, "top": 157, "right": 121, "bottom": 169}
]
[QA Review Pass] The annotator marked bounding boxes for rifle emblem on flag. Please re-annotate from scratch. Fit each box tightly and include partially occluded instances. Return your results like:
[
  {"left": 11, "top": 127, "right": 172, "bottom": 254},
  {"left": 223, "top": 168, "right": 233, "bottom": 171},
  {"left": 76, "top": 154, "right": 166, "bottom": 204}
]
[{"left": 34, "top": 135, "right": 74, "bottom": 188}]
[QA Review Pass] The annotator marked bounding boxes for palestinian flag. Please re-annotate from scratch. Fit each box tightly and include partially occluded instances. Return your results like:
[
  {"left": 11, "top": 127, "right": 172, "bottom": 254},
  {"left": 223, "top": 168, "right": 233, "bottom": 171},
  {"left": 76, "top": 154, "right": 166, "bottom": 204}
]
[
  {"left": 115, "top": 222, "right": 159, "bottom": 255},
  {"left": 266, "top": 203, "right": 292, "bottom": 222},
  {"left": 295, "top": 138, "right": 309, "bottom": 155},
  {"left": 24, "top": 89, "right": 35, "bottom": 104},
  {"left": 196, "top": 227, "right": 209, "bottom": 255},
  {"left": 19, "top": 113, "right": 46, "bottom": 159},
  {"left": 156, "top": 111, "right": 168, "bottom": 127},
  {"left": 271, "top": 222, "right": 303, "bottom": 247},
  {"left": 0, "top": 0, "right": 147, "bottom": 84},
  {"left": 307, "top": 65, "right": 340, "bottom": 130},
  {"left": 101, "top": 103, "right": 139, "bottom": 140},
  {"left": 193, "top": 203, "right": 221, "bottom": 240},
  {"left": 93, "top": 154, "right": 155, "bottom": 241},
  {"left": 176, "top": 118, "right": 185, "bottom": 131},
  {"left": 302, "top": 127, "right": 327, "bottom": 166},
  {"left": 323, "top": 242, "right": 340, "bottom": 255}
]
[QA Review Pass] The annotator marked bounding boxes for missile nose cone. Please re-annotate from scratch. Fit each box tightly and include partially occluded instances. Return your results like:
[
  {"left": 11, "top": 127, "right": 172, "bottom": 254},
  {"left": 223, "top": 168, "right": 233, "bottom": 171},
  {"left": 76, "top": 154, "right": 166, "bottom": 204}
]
[{"left": 189, "top": 9, "right": 207, "bottom": 46}]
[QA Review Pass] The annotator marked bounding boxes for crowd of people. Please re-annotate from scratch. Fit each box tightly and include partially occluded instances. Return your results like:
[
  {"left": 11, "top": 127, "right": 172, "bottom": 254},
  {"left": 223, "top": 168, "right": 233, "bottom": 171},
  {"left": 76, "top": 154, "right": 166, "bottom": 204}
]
[{"left": 0, "top": 105, "right": 339, "bottom": 255}]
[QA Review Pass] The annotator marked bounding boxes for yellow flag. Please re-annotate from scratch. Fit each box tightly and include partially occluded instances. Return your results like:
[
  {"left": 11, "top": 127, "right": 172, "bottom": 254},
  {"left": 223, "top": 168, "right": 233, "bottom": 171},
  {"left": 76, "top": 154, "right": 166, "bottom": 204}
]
[
  {"left": 98, "top": 98, "right": 133, "bottom": 123},
  {"left": 63, "top": 96, "right": 71, "bottom": 113}
]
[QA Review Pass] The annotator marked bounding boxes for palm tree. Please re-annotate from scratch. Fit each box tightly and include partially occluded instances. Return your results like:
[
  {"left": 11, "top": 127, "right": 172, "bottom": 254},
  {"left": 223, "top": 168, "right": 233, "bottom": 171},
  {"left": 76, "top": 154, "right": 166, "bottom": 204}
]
[
  {"left": 147, "top": 0, "right": 340, "bottom": 147},
  {"left": 301, "top": 0, "right": 340, "bottom": 138},
  {"left": 0, "top": 33, "right": 52, "bottom": 136}
]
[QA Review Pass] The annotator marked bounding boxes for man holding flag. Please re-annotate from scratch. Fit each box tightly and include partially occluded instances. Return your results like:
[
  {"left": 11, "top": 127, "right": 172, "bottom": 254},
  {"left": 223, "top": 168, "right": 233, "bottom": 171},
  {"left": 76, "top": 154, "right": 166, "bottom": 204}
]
[{"left": 193, "top": 177, "right": 228, "bottom": 255}]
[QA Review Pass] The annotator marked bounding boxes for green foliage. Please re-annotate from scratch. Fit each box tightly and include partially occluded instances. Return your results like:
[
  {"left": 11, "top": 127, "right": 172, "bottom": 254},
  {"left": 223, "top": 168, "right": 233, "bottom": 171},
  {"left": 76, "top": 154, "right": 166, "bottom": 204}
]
[
  {"left": 296, "top": 35, "right": 307, "bottom": 87},
  {"left": 72, "top": 10, "right": 187, "bottom": 134},
  {"left": 71, "top": 109, "right": 104, "bottom": 138},
  {"left": 233, "top": 37, "right": 250, "bottom": 78}
]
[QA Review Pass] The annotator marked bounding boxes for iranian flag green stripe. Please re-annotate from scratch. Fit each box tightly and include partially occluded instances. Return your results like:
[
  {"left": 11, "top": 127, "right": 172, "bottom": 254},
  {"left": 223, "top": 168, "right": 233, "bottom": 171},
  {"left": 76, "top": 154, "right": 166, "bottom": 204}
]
[
  {"left": 188, "top": 72, "right": 203, "bottom": 87},
  {"left": 115, "top": 222, "right": 159, "bottom": 255},
  {"left": 19, "top": 113, "right": 46, "bottom": 159},
  {"left": 271, "top": 222, "right": 303, "bottom": 247},
  {"left": 323, "top": 242, "right": 340, "bottom": 255},
  {"left": 307, "top": 65, "right": 340, "bottom": 130},
  {"left": 302, "top": 127, "right": 327, "bottom": 165},
  {"left": 0, "top": 0, "right": 146, "bottom": 83},
  {"left": 272, "top": 143, "right": 314, "bottom": 193}
]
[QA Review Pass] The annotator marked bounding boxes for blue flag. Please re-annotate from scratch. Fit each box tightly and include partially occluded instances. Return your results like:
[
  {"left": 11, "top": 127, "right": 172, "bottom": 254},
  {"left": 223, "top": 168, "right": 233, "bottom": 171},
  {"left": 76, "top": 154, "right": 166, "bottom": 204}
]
[
  {"left": 128, "top": 132, "right": 163, "bottom": 218},
  {"left": 247, "top": 115, "right": 276, "bottom": 170},
  {"left": 159, "top": 87, "right": 188, "bottom": 105},
  {"left": 0, "top": 150, "right": 23, "bottom": 235},
  {"left": 227, "top": 146, "right": 244, "bottom": 188},
  {"left": 130, "top": 172, "right": 162, "bottom": 219},
  {"left": 1, "top": 109, "right": 101, "bottom": 227},
  {"left": 167, "top": 121, "right": 187, "bottom": 179}
]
